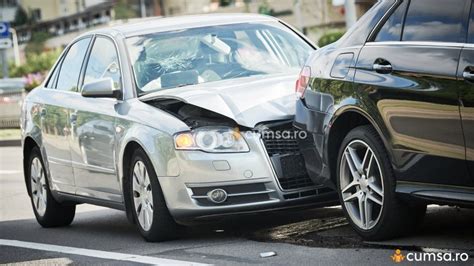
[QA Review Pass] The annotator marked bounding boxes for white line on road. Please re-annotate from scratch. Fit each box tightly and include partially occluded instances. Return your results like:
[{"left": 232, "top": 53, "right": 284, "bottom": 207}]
[
  {"left": 0, "top": 170, "right": 21, "bottom": 174},
  {"left": 0, "top": 239, "right": 210, "bottom": 266}
]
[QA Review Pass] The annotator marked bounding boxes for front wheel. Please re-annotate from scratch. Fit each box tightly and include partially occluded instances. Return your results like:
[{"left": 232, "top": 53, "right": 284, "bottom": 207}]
[
  {"left": 128, "top": 148, "right": 180, "bottom": 242},
  {"left": 27, "top": 147, "right": 76, "bottom": 227},
  {"left": 336, "top": 126, "right": 425, "bottom": 240}
]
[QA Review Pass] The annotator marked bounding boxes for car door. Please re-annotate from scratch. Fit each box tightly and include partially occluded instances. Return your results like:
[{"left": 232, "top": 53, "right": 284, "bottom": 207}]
[
  {"left": 40, "top": 37, "right": 92, "bottom": 193},
  {"left": 458, "top": 0, "right": 474, "bottom": 184},
  {"left": 353, "top": 0, "right": 472, "bottom": 187},
  {"left": 69, "top": 35, "right": 122, "bottom": 201}
]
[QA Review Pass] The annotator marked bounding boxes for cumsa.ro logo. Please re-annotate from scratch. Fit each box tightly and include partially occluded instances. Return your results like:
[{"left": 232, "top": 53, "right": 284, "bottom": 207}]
[
  {"left": 391, "top": 249, "right": 405, "bottom": 263},
  {"left": 390, "top": 249, "right": 469, "bottom": 263}
]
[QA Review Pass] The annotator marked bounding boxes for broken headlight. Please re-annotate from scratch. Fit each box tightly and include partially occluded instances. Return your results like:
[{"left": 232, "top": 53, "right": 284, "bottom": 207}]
[{"left": 174, "top": 127, "right": 249, "bottom": 153}]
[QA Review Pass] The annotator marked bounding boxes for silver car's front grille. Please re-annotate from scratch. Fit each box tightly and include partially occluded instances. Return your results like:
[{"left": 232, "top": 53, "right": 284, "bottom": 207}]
[
  {"left": 189, "top": 183, "right": 274, "bottom": 206},
  {"left": 260, "top": 123, "right": 317, "bottom": 191}
]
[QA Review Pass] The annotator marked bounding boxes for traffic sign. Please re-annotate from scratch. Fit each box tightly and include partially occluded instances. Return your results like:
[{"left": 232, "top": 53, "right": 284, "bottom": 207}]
[
  {"left": 0, "top": 38, "right": 12, "bottom": 49},
  {"left": 0, "top": 22, "right": 9, "bottom": 38}
]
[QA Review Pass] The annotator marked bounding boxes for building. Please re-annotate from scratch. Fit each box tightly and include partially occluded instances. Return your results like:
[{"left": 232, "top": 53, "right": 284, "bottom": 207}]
[
  {"left": 0, "top": 0, "right": 18, "bottom": 22},
  {"left": 17, "top": 0, "right": 108, "bottom": 22},
  {"left": 5, "top": 0, "right": 114, "bottom": 43}
]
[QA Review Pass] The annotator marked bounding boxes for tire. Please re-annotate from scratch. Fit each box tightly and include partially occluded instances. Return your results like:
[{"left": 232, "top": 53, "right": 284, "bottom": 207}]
[
  {"left": 27, "top": 146, "right": 76, "bottom": 227},
  {"left": 336, "top": 125, "right": 425, "bottom": 240},
  {"left": 128, "top": 148, "right": 180, "bottom": 242}
]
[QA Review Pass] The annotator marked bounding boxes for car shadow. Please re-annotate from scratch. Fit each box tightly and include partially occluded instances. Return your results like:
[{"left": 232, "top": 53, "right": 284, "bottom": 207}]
[{"left": 0, "top": 205, "right": 472, "bottom": 253}]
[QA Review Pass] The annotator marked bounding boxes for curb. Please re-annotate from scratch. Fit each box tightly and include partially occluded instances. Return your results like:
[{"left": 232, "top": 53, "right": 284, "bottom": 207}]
[{"left": 0, "top": 139, "right": 21, "bottom": 147}]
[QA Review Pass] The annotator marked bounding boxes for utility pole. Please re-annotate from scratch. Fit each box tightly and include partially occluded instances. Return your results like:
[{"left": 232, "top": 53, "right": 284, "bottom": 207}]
[
  {"left": 140, "top": 0, "right": 147, "bottom": 18},
  {"left": 1, "top": 49, "right": 7, "bottom": 78},
  {"left": 344, "top": 0, "right": 357, "bottom": 29},
  {"left": 294, "top": 0, "right": 304, "bottom": 32},
  {"left": 9, "top": 28, "right": 20, "bottom": 66}
]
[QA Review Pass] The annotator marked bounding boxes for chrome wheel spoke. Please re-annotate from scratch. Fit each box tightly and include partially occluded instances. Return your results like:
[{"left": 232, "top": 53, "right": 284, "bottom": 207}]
[
  {"left": 358, "top": 195, "right": 365, "bottom": 227},
  {"left": 132, "top": 160, "right": 153, "bottom": 231},
  {"left": 340, "top": 140, "right": 384, "bottom": 230},
  {"left": 133, "top": 165, "right": 143, "bottom": 185},
  {"left": 341, "top": 180, "right": 359, "bottom": 194},
  {"left": 368, "top": 180, "right": 383, "bottom": 197},
  {"left": 31, "top": 157, "right": 47, "bottom": 216},
  {"left": 366, "top": 193, "right": 383, "bottom": 206},
  {"left": 343, "top": 191, "right": 360, "bottom": 202},
  {"left": 364, "top": 196, "right": 372, "bottom": 228},
  {"left": 347, "top": 147, "right": 363, "bottom": 173},
  {"left": 344, "top": 151, "right": 361, "bottom": 180},
  {"left": 137, "top": 205, "right": 145, "bottom": 227}
]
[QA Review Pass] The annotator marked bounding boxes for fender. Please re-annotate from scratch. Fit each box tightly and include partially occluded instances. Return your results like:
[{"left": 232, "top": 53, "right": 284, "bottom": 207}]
[
  {"left": 325, "top": 103, "right": 396, "bottom": 174},
  {"left": 116, "top": 123, "right": 181, "bottom": 191}
]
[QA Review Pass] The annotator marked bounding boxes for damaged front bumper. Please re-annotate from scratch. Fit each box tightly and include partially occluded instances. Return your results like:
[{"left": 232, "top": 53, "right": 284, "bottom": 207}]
[{"left": 158, "top": 123, "right": 337, "bottom": 223}]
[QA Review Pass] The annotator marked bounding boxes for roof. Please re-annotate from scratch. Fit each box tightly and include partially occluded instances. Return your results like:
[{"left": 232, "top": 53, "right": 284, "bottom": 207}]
[{"left": 88, "top": 13, "right": 278, "bottom": 38}]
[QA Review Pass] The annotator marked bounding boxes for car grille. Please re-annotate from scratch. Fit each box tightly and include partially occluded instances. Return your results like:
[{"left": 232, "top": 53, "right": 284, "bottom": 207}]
[{"left": 260, "top": 122, "right": 317, "bottom": 190}]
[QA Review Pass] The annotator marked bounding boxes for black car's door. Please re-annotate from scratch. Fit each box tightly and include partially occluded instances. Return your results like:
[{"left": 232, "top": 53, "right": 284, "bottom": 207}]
[
  {"left": 458, "top": 0, "right": 474, "bottom": 184},
  {"left": 353, "top": 0, "right": 472, "bottom": 187}
]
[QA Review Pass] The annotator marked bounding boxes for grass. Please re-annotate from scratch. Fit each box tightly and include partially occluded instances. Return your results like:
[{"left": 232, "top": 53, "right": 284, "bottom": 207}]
[{"left": 0, "top": 128, "right": 21, "bottom": 140}]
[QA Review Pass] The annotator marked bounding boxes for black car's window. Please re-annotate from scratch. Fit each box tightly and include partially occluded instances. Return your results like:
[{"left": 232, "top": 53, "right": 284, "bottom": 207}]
[
  {"left": 56, "top": 37, "right": 91, "bottom": 92},
  {"left": 374, "top": 0, "right": 408, "bottom": 42},
  {"left": 468, "top": 0, "right": 474, "bottom": 43},
  {"left": 83, "top": 37, "right": 121, "bottom": 90},
  {"left": 402, "top": 0, "right": 469, "bottom": 43}
]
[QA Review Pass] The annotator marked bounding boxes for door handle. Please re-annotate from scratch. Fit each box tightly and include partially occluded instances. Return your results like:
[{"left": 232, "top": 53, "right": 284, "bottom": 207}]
[
  {"left": 462, "top": 67, "right": 474, "bottom": 82},
  {"left": 373, "top": 63, "right": 393, "bottom": 74}
]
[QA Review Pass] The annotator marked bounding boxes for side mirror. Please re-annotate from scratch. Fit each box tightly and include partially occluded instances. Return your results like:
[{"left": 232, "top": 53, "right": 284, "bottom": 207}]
[{"left": 81, "top": 78, "right": 121, "bottom": 99}]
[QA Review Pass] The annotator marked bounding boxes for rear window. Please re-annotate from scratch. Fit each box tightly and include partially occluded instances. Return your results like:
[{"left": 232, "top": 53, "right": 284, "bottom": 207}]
[
  {"left": 374, "top": 0, "right": 408, "bottom": 42},
  {"left": 402, "top": 0, "right": 469, "bottom": 43}
]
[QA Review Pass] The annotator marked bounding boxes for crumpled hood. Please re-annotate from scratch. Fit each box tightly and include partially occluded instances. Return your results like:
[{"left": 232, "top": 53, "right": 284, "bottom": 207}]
[{"left": 139, "top": 73, "right": 298, "bottom": 128}]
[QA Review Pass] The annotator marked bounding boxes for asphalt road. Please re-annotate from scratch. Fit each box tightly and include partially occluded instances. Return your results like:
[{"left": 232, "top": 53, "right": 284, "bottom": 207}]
[{"left": 1, "top": 146, "right": 473, "bottom": 265}]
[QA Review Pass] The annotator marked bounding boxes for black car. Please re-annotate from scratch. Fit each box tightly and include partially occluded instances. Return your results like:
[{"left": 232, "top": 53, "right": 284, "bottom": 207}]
[{"left": 294, "top": 0, "right": 474, "bottom": 240}]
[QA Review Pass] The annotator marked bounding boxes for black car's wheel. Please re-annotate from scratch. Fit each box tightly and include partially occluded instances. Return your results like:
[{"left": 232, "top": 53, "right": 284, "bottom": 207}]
[
  {"left": 336, "top": 125, "right": 425, "bottom": 240},
  {"left": 27, "top": 146, "right": 75, "bottom": 227},
  {"left": 128, "top": 148, "right": 180, "bottom": 242}
]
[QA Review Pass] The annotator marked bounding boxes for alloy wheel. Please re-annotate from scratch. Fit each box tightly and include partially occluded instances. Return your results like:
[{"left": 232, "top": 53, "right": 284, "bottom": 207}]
[
  {"left": 339, "top": 140, "right": 384, "bottom": 230},
  {"left": 132, "top": 160, "right": 154, "bottom": 231},
  {"left": 30, "top": 157, "right": 47, "bottom": 216}
]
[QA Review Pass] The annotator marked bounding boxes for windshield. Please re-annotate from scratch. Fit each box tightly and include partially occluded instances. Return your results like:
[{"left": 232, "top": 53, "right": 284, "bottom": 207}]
[{"left": 126, "top": 22, "right": 313, "bottom": 95}]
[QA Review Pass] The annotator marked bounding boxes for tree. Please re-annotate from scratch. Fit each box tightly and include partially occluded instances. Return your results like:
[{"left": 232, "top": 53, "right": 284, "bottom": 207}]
[
  {"left": 114, "top": 0, "right": 136, "bottom": 20},
  {"left": 13, "top": 6, "right": 29, "bottom": 27},
  {"left": 25, "top": 32, "right": 51, "bottom": 55}
]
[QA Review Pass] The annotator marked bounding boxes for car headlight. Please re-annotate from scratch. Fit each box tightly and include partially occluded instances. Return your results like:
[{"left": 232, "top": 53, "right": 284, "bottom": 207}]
[{"left": 174, "top": 127, "right": 249, "bottom": 153}]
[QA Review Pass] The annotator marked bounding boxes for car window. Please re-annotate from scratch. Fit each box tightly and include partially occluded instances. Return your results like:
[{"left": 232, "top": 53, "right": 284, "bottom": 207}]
[
  {"left": 56, "top": 37, "right": 91, "bottom": 92},
  {"left": 374, "top": 0, "right": 408, "bottom": 42},
  {"left": 83, "top": 37, "right": 122, "bottom": 90},
  {"left": 468, "top": 0, "right": 474, "bottom": 43},
  {"left": 45, "top": 56, "right": 63, "bottom": 89},
  {"left": 56, "top": 38, "right": 90, "bottom": 91},
  {"left": 402, "top": 0, "right": 469, "bottom": 43}
]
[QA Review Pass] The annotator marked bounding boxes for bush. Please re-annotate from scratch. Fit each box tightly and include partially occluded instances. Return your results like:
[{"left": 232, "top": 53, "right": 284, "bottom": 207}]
[
  {"left": 318, "top": 31, "right": 345, "bottom": 47},
  {"left": 9, "top": 49, "right": 62, "bottom": 91},
  {"left": 25, "top": 32, "right": 51, "bottom": 55}
]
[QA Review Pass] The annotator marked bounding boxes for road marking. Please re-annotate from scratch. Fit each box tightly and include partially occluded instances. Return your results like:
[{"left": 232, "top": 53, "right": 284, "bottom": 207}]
[
  {"left": 0, "top": 239, "right": 210, "bottom": 265},
  {"left": 0, "top": 170, "right": 21, "bottom": 174}
]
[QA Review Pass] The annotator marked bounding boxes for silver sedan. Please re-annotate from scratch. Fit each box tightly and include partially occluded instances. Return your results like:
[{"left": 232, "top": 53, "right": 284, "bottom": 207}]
[{"left": 21, "top": 13, "right": 337, "bottom": 241}]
